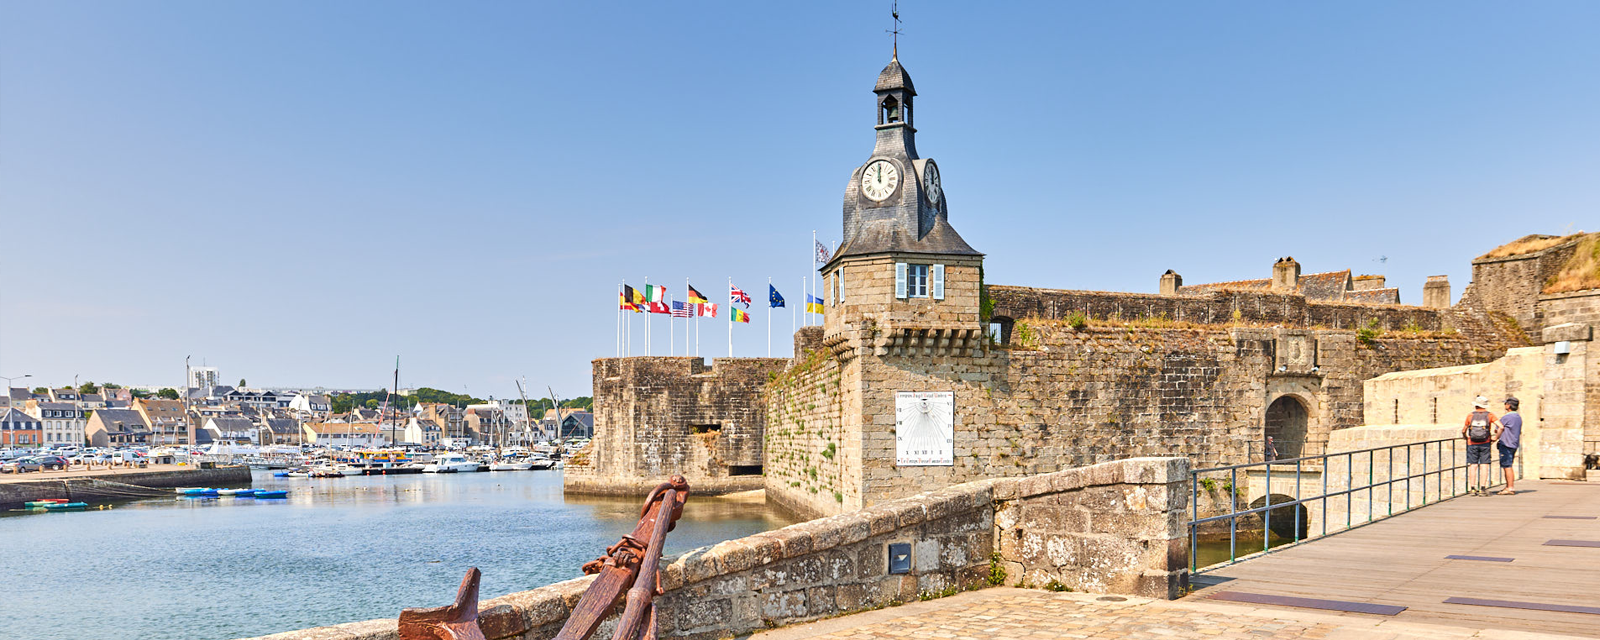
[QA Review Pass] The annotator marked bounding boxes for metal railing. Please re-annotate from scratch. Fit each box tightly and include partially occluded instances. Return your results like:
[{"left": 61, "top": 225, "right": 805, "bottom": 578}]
[{"left": 1189, "top": 437, "right": 1505, "bottom": 573}]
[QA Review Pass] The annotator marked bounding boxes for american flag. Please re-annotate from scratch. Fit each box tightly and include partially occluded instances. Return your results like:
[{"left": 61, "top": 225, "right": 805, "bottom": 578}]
[
  {"left": 730, "top": 285, "right": 752, "bottom": 308},
  {"left": 671, "top": 301, "right": 693, "bottom": 318}
]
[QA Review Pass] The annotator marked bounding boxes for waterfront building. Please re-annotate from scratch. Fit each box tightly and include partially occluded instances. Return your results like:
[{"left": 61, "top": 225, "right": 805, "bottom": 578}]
[
  {"left": 541, "top": 408, "right": 594, "bottom": 441},
  {"left": 0, "top": 407, "right": 43, "bottom": 446},
  {"left": 403, "top": 417, "right": 442, "bottom": 446},
  {"left": 258, "top": 417, "right": 302, "bottom": 445},
  {"left": 301, "top": 421, "right": 382, "bottom": 447},
  {"left": 134, "top": 398, "right": 190, "bottom": 446},
  {"left": 85, "top": 408, "right": 150, "bottom": 447},
  {"left": 288, "top": 393, "right": 332, "bottom": 416},
  {"left": 203, "top": 416, "right": 258, "bottom": 444},
  {"left": 23, "top": 401, "right": 87, "bottom": 446}
]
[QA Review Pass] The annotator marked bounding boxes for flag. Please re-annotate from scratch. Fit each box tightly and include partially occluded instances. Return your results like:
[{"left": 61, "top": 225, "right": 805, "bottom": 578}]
[
  {"left": 698, "top": 303, "right": 718, "bottom": 318},
  {"left": 618, "top": 291, "right": 637, "bottom": 312},
  {"left": 621, "top": 286, "right": 643, "bottom": 312},
  {"left": 769, "top": 285, "right": 785, "bottom": 308},
  {"left": 671, "top": 301, "right": 693, "bottom": 318},
  {"left": 807, "top": 294, "right": 824, "bottom": 314},
  {"left": 644, "top": 284, "right": 668, "bottom": 303},
  {"left": 687, "top": 284, "right": 708, "bottom": 304},
  {"left": 648, "top": 301, "right": 670, "bottom": 314},
  {"left": 815, "top": 240, "right": 831, "bottom": 264},
  {"left": 730, "top": 308, "right": 750, "bottom": 323},
  {"left": 730, "top": 285, "right": 752, "bottom": 308},
  {"left": 630, "top": 285, "right": 647, "bottom": 306}
]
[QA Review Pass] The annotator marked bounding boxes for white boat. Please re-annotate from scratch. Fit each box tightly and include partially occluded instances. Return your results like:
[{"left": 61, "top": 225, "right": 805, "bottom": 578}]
[
  {"left": 529, "top": 456, "right": 555, "bottom": 470},
  {"left": 422, "top": 453, "right": 480, "bottom": 473},
  {"left": 489, "top": 459, "right": 534, "bottom": 471}
]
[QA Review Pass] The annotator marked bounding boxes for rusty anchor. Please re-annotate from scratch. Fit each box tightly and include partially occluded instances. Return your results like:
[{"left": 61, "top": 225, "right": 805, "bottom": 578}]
[{"left": 399, "top": 476, "right": 691, "bottom": 640}]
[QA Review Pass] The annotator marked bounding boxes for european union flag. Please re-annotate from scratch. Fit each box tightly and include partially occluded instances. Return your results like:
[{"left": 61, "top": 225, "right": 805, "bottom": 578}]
[{"left": 769, "top": 285, "right": 785, "bottom": 308}]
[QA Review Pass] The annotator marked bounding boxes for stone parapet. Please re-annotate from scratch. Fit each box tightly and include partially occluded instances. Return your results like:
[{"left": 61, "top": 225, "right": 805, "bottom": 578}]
[{"left": 238, "top": 457, "right": 1190, "bottom": 640}]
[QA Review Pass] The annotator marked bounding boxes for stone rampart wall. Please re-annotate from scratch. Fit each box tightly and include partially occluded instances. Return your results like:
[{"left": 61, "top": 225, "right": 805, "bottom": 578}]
[
  {"left": 241, "top": 458, "right": 1189, "bottom": 640},
  {"left": 0, "top": 465, "right": 252, "bottom": 508},
  {"left": 1458, "top": 237, "right": 1590, "bottom": 342},
  {"left": 567, "top": 356, "right": 789, "bottom": 496},
  {"left": 989, "top": 286, "right": 1448, "bottom": 332},
  {"left": 1363, "top": 340, "right": 1591, "bottom": 479},
  {"left": 1539, "top": 289, "right": 1600, "bottom": 334}
]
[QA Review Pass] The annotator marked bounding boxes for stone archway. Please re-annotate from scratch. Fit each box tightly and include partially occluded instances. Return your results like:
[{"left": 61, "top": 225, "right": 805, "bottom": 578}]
[{"left": 1264, "top": 395, "right": 1311, "bottom": 460}]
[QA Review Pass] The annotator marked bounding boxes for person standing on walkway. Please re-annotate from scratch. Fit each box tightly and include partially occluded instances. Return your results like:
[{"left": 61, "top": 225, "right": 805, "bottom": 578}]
[
  {"left": 1495, "top": 397, "right": 1522, "bottom": 495},
  {"left": 1462, "top": 396, "right": 1499, "bottom": 496}
]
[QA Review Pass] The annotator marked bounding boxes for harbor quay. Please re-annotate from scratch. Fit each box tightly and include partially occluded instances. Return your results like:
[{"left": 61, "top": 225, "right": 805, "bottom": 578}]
[{"left": 0, "top": 464, "right": 251, "bottom": 508}]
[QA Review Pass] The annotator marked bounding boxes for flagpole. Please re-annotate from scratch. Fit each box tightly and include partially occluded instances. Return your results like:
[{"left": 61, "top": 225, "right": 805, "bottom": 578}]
[
  {"left": 727, "top": 277, "right": 733, "bottom": 358},
  {"left": 616, "top": 282, "right": 622, "bottom": 358},
  {"left": 644, "top": 276, "right": 651, "bottom": 357},
  {"left": 791, "top": 276, "right": 797, "bottom": 356},
  {"left": 623, "top": 279, "right": 629, "bottom": 357},
  {"left": 771, "top": 275, "right": 777, "bottom": 356},
  {"left": 686, "top": 277, "right": 692, "bottom": 358},
  {"left": 670, "top": 296, "right": 675, "bottom": 357},
  {"left": 811, "top": 230, "right": 817, "bottom": 327}
]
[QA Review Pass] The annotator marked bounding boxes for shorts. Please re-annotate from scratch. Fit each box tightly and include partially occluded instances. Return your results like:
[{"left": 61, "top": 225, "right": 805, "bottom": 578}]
[
  {"left": 1497, "top": 443, "right": 1517, "bottom": 468},
  {"left": 1466, "top": 443, "right": 1493, "bottom": 464}
]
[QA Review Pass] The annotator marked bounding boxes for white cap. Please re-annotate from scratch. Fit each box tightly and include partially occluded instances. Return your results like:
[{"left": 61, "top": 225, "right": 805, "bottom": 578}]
[{"left": 1474, "top": 395, "right": 1489, "bottom": 409}]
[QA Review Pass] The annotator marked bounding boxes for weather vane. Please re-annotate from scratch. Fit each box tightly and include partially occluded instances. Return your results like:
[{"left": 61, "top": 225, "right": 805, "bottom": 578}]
[{"left": 887, "top": 0, "right": 901, "bottom": 59}]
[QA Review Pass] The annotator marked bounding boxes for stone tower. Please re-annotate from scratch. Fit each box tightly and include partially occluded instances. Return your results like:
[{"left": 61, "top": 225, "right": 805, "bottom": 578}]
[{"left": 820, "top": 55, "right": 986, "bottom": 357}]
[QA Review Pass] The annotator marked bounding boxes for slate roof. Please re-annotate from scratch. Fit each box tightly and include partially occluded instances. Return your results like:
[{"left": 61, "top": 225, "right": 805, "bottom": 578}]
[
  {"left": 874, "top": 58, "right": 915, "bottom": 94},
  {"left": 93, "top": 409, "right": 149, "bottom": 434},
  {"left": 207, "top": 416, "right": 255, "bottom": 432},
  {"left": 1, "top": 407, "right": 41, "bottom": 426},
  {"left": 1343, "top": 288, "right": 1402, "bottom": 305},
  {"left": 260, "top": 418, "right": 298, "bottom": 434}
]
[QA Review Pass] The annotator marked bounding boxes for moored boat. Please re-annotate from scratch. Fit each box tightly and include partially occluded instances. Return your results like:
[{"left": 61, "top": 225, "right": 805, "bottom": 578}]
[
  {"left": 252, "top": 490, "right": 289, "bottom": 499},
  {"left": 24, "top": 499, "right": 69, "bottom": 507},
  {"left": 43, "top": 502, "right": 88, "bottom": 511}
]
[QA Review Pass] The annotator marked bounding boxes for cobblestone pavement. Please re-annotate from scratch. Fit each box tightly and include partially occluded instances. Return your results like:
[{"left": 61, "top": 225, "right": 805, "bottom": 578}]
[{"left": 749, "top": 588, "right": 1590, "bottom": 640}]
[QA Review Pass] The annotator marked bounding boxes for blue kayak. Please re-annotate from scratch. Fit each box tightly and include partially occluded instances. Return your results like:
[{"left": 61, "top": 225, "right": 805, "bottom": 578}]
[
  {"left": 253, "top": 490, "right": 288, "bottom": 499},
  {"left": 44, "top": 502, "right": 88, "bottom": 511},
  {"left": 180, "top": 488, "right": 217, "bottom": 496}
]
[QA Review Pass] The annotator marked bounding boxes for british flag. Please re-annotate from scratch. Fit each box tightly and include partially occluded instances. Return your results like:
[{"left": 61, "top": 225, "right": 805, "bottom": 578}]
[{"left": 730, "top": 285, "right": 752, "bottom": 308}]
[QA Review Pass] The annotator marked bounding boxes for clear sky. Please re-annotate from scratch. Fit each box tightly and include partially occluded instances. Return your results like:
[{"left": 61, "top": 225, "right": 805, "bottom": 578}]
[{"left": 2, "top": 2, "right": 1596, "bottom": 399}]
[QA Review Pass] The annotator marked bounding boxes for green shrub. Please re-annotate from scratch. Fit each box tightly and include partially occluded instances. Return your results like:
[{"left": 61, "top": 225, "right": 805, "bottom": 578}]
[{"left": 1066, "top": 311, "right": 1089, "bottom": 330}]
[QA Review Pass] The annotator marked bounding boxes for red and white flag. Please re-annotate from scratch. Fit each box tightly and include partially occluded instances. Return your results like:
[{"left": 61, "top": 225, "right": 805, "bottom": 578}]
[{"left": 698, "top": 303, "right": 718, "bottom": 318}]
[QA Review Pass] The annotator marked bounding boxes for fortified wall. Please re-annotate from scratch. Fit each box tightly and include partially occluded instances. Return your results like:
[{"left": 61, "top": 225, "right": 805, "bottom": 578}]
[
  {"left": 764, "top": 278, "right": 1522, "bottom": 519},
  {"left": 565, "top": 356, "right": 789, "bottom": 496}
]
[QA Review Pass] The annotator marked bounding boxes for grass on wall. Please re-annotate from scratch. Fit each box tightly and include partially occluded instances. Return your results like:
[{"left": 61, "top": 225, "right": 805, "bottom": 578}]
[{"left": 1544, "top": 233, "right": 1600, "bottom": 294}]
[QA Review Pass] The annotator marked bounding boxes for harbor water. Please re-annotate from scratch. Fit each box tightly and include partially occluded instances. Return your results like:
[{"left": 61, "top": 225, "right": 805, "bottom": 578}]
[{"left": 0, "top": 469, "right": 799, "bottom": 640}]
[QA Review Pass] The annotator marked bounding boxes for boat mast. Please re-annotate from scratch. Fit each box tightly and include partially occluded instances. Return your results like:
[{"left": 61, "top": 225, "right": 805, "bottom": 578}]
[
  {"left": 515, "top": 378, "right": 534, "bottom": 446},
  {"left": 546, "top": 386, "right": 562, "bottom": 448}
]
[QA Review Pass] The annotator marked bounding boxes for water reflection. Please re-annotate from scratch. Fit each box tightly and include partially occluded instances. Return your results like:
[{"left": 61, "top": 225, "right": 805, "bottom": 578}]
[{"left": 0, "top": 470, "right": 797, "bottom": 640}]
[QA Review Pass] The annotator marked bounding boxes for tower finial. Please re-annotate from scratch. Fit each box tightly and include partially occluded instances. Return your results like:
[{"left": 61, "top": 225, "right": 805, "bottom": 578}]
[{"left": 888, "top": 0, "right": 901, "bottom": 60}]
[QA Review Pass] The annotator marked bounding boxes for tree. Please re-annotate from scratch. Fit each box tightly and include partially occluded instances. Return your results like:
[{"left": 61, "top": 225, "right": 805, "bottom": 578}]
[
  {"left": 78, "top": 381, "right": 100, "bottom": 395},
  {"left": 365, "top": 399, "right": 380, "bottom": 409},
  {"left": 239, "top": 378, "right": 247, "bottom": 388},
  {"left": 157, "top": 388, "right": 180, "bottom": 400},
  {"left": 131, "top": 389, "right": 151, "bottom": 399},
  {"left": 31, "top": 387, "right": 47, "bottom": 394}
]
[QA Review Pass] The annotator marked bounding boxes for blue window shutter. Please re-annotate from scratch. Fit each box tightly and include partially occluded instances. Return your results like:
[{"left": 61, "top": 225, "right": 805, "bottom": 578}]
[
  {"left": 932, "top": 264, "right": 946, "bottom": 300},
  {"left": 895, "top": 262, "right": 907, "bottom": 299},
  {"left": 837, "top": 267, "right": 844, "bottom": 304}
]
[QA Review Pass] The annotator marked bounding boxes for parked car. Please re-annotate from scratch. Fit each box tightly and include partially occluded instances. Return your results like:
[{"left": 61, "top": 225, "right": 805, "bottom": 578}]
[{"left": 2, "top": 456, "right": 67, "bottom": 473}]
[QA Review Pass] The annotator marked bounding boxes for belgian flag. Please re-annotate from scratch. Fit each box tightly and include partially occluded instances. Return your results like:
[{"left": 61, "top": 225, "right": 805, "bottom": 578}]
[{"left": 620, "top": 285, "right": 643, "bottom": 312}]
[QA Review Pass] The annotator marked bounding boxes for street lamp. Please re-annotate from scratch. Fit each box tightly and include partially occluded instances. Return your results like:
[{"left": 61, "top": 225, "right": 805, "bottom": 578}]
[{"left": 0, "top": 373, "right": 32, "bottom": 392}]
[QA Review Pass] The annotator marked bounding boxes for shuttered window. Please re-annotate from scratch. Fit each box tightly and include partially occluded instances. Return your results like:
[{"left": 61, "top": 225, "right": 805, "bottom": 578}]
[
  {"left": 931, "top": 264, "right": 945, "bottom": 300},
  {"left": 895, "top": 262, "right": 908, "bottom": 299}
]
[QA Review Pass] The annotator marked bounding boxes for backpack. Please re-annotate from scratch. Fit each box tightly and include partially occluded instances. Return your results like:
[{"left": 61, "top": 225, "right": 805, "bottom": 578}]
[{"left": 1467, "top": 411, "right": 1492, "bottom": 443}]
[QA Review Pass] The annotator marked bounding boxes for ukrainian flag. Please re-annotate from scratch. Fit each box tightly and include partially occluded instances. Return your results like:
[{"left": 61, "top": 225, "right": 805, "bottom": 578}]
[{"left": 806, "top": 295, "right": 824, "bottom": 314}]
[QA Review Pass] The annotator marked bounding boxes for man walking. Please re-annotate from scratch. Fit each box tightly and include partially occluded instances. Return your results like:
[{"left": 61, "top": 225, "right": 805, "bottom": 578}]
[
  {"left": 1496, "top": 397, "right": 1522, "bottom": 495},
  {"left": 1462, "top": 396, "right": 1499, "bottom": 496}
]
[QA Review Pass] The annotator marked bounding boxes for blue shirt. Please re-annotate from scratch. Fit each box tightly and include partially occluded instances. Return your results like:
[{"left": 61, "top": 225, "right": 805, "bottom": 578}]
[{"left": 1499, "top": 412, "right": 1522, "bottom": 449}]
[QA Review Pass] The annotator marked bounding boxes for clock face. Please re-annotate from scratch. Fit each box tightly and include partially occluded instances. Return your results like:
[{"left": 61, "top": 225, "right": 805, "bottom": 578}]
[
  {"left": 860, "top": 159, "right": 900, "bottom": 201},
  {"left": 922, "top": 161, "right": 942, "bottom": 206}
]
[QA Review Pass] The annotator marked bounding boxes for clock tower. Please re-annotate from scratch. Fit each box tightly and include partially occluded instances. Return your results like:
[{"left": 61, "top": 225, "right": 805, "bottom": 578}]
[{"left": 818, "top": 55, "right": 986, "bottom": 361}]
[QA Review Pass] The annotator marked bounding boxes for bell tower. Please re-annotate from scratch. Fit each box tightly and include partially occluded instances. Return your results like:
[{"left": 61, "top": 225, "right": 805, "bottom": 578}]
[{"left": 819, "top": 55, "right": 986, "bottom": 361}]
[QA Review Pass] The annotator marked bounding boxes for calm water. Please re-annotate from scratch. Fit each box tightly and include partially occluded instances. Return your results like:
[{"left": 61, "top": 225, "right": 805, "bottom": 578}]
[{"left": 0, "top": 470, "right": 798, "bottom": 640}]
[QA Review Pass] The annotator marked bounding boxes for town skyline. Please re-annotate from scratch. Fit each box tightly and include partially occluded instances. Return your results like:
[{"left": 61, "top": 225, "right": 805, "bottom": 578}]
[{"left": 3, "top": 2, "right": 1598, "bottom": 398}]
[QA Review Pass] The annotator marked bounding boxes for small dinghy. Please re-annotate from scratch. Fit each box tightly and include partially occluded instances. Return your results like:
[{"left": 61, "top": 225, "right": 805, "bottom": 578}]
[
  {"left": 43, "top": 502, "right": 88, "bottom": 511},
  {"left": 24, "top": 499, "right": 68, "bottom": 507},
  {"left": 252, "top": 490, "right": 289, "bottom": 499}
]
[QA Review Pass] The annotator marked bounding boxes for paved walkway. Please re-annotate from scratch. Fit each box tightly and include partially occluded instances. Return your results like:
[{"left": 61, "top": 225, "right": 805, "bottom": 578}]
[
  {"left": 0, "top": 463, "right": 195, "bottom": 484},
  {"left": 749, "top": 588, "right": 1590, "bottom": 640},
  {"left": 1191, "top": 479, "right": 1600, "bottom": 637},
  {"left": 752, "top": 479, "right": 1600, "bottom": 640}
]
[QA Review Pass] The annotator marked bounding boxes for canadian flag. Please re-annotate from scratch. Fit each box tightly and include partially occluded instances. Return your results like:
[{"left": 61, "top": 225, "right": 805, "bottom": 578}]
[{"left": 698, "top": 303, "right": 718, "bottom": 318}]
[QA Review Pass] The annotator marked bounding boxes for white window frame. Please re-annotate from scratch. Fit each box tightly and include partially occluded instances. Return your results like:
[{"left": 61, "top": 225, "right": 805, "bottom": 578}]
[{"left": 906, "top": 264, "right": 929, "bottom": 298}]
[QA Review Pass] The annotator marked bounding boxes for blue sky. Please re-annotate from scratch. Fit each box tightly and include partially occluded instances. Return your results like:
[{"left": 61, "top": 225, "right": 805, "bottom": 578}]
[{"left": 2, "top": 2, "right": 1597, "bottom": 399}]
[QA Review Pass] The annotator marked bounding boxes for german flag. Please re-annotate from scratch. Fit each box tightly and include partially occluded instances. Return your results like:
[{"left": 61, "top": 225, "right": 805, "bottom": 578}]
[{"left": 687, "top": 284, "right": 709, "bottom": 304}]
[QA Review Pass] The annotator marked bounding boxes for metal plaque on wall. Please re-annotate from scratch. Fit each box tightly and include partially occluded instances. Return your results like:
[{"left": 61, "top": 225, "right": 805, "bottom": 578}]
[{"left": 895, "top": 391, "right": 954, "bottom": 466}]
